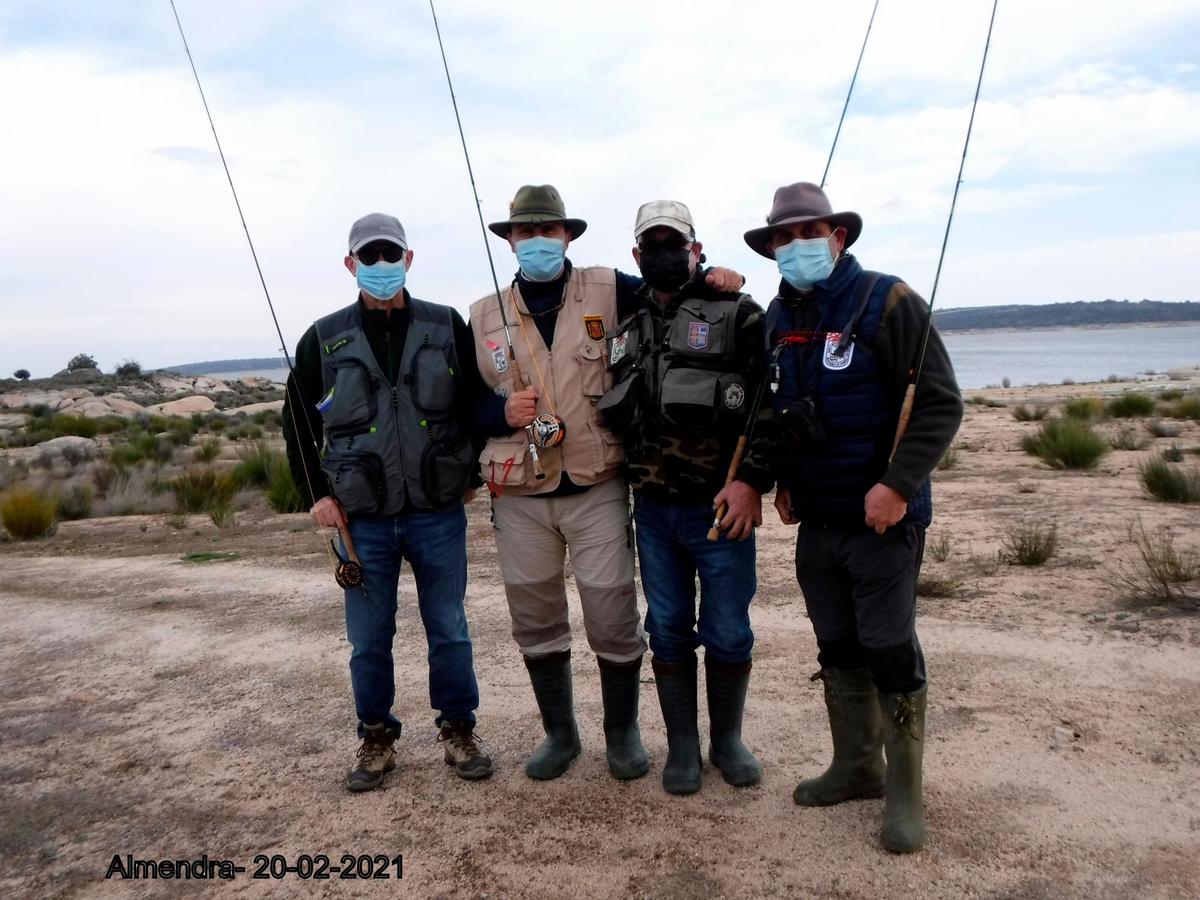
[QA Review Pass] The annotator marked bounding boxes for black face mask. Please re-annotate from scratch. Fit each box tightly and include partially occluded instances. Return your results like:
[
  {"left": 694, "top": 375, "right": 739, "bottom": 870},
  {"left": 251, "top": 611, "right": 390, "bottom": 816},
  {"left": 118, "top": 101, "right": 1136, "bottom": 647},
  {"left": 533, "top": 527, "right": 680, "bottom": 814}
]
[{"left": 638, "top": 245, "right": 693, "bottom": 293}]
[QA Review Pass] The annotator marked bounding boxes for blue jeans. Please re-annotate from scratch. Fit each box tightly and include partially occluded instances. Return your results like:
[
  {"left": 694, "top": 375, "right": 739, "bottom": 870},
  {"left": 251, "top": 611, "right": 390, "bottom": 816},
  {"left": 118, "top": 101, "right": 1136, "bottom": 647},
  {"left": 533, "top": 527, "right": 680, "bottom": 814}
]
[
  {"left": 342, "top": 505, "right": 479, "bottom": 736},
  {"left": 633, "top": 494, "right": 757, "bottom": 664}
]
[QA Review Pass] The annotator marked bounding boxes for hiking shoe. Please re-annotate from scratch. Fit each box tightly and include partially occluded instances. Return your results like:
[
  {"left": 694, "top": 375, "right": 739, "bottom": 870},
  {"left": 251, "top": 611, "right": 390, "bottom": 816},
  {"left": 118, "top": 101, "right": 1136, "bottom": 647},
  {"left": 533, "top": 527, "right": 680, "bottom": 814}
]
[
  {"left": 346, "top": 725, "right": 397, "bottom": 792},
  {"left": 438, "top": 721, "right": 494, "bottom": 781}
]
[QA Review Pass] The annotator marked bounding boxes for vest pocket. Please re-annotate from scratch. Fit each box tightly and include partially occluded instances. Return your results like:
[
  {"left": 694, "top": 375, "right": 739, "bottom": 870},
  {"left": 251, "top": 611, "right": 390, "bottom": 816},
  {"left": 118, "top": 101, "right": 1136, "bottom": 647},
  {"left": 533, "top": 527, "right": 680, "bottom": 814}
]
[
  {"left": 320, "top": 359, "right": 377, "bottom": 435},
  {"left": 660, "top": 366, "right": 721, "bottom": 428},
  {"left": 410, "top": 345, "right": 455, "bottom": 414},
  {"left": 320, "top": 451, "right": 387, "bottom": 515},
  {"left": 578, "top": 340, "right": 607, "bottom": 400},
  {"left": 479, "top": 438, "right": 528, "bottom": 490},
  {"left": 420, "top": 438, "right": 473, "bottom": 507},
  {"left": 665, "top": 305, "right": 732, "bottom": 361},
  {"left": 596, "top": 368, "right": 646, "bottom": 435}
]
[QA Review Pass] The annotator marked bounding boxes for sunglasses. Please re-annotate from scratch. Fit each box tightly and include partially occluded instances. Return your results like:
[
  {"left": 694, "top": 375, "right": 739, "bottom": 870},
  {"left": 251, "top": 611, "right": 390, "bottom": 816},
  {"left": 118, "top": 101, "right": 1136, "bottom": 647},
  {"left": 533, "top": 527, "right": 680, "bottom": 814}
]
[
  {"left": 355, "top": 242, "right": 405, "bottom": 265},
  {"left": 637, "top": 236, "right": 692, "bottom": 253}
]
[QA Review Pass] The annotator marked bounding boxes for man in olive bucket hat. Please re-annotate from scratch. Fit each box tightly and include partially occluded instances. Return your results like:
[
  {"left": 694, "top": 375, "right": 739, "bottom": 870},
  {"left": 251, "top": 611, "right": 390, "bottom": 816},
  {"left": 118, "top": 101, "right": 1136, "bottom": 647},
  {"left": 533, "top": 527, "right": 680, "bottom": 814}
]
[
  {"left": 469, "top": 185, "right": 745, "bottom": 782},
  {"left": 747, "top": 183, "right": 962, "bottom": 852}
]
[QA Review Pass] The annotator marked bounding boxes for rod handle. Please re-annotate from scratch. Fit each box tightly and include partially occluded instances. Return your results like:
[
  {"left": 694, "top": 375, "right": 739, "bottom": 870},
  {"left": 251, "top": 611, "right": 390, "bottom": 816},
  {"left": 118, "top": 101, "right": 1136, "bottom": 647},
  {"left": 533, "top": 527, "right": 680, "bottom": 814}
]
[
  {"left": 890, "top": 382, "right": 917, "bottom": 461},
  {"left": 338, "top": 525, "right": 362, "bottom": 565},
  {"left": 707, "top": 435, "right": 749, "bottom": 542}
]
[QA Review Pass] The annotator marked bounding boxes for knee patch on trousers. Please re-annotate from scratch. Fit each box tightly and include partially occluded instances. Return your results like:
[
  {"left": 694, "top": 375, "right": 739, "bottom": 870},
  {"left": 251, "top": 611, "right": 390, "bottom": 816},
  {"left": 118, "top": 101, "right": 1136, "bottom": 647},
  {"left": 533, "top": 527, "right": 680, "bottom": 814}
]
[
  {"left": 505, "top": 579, "right": 571, "bottom": 655},
  {"left": 576, "top": 580, "right": 646, "bottom": 662},
  {"left": 862, "top": 638, "right": 926, "bottom": 694}
]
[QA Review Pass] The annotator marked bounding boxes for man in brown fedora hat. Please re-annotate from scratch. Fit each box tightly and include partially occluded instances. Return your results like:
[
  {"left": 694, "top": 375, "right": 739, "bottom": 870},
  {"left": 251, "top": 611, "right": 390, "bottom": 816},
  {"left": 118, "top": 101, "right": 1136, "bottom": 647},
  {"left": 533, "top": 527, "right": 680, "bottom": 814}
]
[
  {"left": 468, "top": 184, "right": 745, "bottom": 783},
  {"left": 746, "top": 182, "right": 962, "bottom": 852}
]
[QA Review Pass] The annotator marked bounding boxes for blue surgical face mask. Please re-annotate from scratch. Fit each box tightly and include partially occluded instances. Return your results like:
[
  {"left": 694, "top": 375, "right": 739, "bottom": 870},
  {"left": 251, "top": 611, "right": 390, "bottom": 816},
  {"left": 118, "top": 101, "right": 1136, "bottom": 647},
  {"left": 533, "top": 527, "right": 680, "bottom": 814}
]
[
  {"left": 775, "top": 236, "right": 837, "bottom": 290},
  {"left": 356, "top": 259, "right": 407, "bottom": 300},
  {"left": 515, "top": 236, "right": 566, "bottom": 282}
]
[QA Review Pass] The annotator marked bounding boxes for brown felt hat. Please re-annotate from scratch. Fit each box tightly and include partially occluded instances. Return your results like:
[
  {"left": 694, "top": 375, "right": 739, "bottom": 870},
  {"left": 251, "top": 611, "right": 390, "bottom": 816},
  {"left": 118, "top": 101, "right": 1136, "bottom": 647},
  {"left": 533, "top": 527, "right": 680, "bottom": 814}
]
[
  {"left": 488, "top": 184, "right": 587, "bottom": 239},
  {"left": 743, "top": 182, "right": 862, "bottom": 259}
]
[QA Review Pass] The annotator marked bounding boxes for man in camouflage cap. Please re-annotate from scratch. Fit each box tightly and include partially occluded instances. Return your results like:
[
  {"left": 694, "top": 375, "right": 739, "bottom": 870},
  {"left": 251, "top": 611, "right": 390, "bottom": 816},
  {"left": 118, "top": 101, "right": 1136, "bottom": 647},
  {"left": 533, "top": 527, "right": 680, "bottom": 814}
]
[{"left": 597, "top": 200, "right": 775, "bottom": 795}]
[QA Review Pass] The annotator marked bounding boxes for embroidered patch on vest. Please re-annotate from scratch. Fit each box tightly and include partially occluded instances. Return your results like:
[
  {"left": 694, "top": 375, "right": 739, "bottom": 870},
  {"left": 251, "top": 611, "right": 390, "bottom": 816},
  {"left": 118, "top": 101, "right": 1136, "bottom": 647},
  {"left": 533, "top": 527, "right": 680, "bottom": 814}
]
[
  {"left": 688, "top": 321, "right": 709, "bottom": 350},
  {"left": 491, "top": 348, "right": 509, "bottom": 374},
  {"left": 584, "top": 315, "right": 605, "bottom": 342},
  {"left": 823, "top": 333, "right": 853, "bottom": 370},
  {"left": 723, "top": 383, "right": 746, "bottom": 410},
  {"left": 610, "top": 333, "right": 628, "bottom": 366}
]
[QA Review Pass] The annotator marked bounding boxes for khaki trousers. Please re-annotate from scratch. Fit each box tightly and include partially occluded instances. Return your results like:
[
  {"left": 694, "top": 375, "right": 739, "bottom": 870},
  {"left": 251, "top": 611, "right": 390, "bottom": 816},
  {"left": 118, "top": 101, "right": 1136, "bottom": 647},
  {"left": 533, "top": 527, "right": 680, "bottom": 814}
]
[{"left": 492, "top": 476, "right": 646, "bottom": 662}]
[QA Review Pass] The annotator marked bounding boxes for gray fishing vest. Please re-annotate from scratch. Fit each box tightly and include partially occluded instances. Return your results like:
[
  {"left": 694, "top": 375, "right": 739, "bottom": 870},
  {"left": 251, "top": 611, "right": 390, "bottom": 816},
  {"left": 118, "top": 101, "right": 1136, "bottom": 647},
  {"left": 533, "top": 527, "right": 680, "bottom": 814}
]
[
  {"left": 599, "top": 292, "right": 750, "bottom": 433},
  {"left": 313, "top": 299, "right": 473, "bottom": 514}
]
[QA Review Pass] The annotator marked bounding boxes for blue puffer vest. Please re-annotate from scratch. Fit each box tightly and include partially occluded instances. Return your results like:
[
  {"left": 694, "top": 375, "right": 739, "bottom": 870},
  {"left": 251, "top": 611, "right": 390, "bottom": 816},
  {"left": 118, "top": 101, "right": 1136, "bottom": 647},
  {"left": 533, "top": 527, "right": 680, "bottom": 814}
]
[{"left": 767, "top": 255, "right": 932, "bottom": 529}]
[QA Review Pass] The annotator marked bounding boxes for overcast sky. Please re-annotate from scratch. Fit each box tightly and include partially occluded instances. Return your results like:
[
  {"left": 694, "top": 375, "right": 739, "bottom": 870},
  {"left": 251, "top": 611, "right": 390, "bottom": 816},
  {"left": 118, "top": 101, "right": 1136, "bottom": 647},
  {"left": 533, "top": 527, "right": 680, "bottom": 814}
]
[{"left": 2, "top": 0, "right": 1198, "bottom": 376}]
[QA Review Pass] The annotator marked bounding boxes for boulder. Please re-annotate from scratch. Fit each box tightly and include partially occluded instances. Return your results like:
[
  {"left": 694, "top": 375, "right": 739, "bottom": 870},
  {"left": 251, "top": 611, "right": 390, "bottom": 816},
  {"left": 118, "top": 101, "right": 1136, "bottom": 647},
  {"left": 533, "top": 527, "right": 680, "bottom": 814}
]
[
  {"left": 144, "top": 395, "right": 217, "bottom": 417},
  {"left": 223, "top": 400, "right": 284, "bottom": 417},
  {"left": 32, "top": 436, "right": 100, "bottom": 466},
  {"left": 71, "top": 397, "right": 145, "bottom": 418},
  {"left": 0, "top": 413, "right": 26, "bottom": 430},
  {"left": 53, "top": 367, "right": 103, "bottom": 382}
]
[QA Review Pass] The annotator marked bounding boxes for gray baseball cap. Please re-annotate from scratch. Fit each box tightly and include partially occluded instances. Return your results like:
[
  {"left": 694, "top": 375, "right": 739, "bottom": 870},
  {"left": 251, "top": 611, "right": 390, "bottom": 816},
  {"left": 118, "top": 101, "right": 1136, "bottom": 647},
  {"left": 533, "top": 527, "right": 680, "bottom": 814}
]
[
  {"left": 348, "top": 213, "right": 408, "bottom": 253},
  {"left": 634, "top": 199, "right": 695, "bottom": 241}
]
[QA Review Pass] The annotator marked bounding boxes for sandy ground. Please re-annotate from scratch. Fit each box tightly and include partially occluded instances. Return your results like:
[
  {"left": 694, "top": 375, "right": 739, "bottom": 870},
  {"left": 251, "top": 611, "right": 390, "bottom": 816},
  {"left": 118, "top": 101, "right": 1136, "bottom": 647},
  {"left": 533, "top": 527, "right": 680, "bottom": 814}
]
[{"left": 2, "top": 380, "right": 1199, "bottom": 899}]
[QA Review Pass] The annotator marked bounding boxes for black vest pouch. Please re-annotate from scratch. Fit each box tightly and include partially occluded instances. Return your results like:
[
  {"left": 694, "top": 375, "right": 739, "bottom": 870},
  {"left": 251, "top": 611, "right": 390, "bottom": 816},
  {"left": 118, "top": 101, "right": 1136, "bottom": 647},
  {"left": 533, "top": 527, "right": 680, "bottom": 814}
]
[
  {"left": 660, "top": 366, "right": 721, "bottom": 429},
  {"left": 596, "top": 367, "right": 646, "bottom": 435},
  {"left": 321, "top": 451, "right": 388, "bottom": 515},
  {"left": 409, "top": 344, "right": 456, "bottom": 416},
  {"left": 320, "top": 359, "right": 378, "bottom": 435},
  {"left": 419, "top": 436, "right": 474, "bottom": 507},
  {"left": 605, "top": 310, "right": 652, "bottom": 376}
]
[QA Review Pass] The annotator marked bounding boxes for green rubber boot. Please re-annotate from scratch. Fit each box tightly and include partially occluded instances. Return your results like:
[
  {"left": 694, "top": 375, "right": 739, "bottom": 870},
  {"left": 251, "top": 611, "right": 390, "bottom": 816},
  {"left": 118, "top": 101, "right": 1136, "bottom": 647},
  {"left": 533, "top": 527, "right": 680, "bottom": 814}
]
[
  {"left": 879, "top": 685, "right": 928, "bottom": 853},
  {"left": 793, "top": 668, "right": 886, "bottom": 806},
  {"left": 523, "top": 650, "right": 582, "bottom": 780},
  {"left": 705, "top": 659, "right": 762, "bottom": 787},
  {"left": 597, "top": 655, "right": 650, "bottom": 780},
  {"left": 652, "top": 653, "right": 702, "bottom": 795}
]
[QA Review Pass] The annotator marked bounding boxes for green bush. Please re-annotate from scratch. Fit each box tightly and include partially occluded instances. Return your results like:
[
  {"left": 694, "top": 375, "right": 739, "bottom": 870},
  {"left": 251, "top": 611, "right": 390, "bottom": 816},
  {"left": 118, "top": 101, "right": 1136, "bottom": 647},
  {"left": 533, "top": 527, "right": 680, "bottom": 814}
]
[
  {"left": 1159, "top": 389, "right": 1184, "bottom": 402},
  {"left": 209, "top": 417, "right": 228, "bottom": 432},
  {"left": 171, "top": 467, "right": 238, "bottom": 513},
  {"left": 1, "top": 487, "right": 57, "bottom": 539},
  {"left": 1164, "top": 395, "right": 1200, "bottom": 420},
  {"left": 1107, "top": 393, "right": 1156, "bottom": 418},
  {"left": 233, "top": 441, "right": 277, "bottom": 488},
  {"left": 193, "top": 437, "right": 222, "bottom": 463},
  {"left": 1114, "top": 520, "right": 1198, "bottom": 605},
  {"left": 1138, "top": 455, "right": 1200, "bottom": 503},
  {"left": 66, "top": 353, "right": 98, "bottom": 372},
  {"left": 115, "top": 359, "right": 142, "bottom": 377},
  {"left": 1063, "top": 397, "right": 1105, "bottom": 420},
  {"left": 1162, "top": 443, "right": 1185, "bottom": 463},
  {"left": 1021, "top": 418, "right": 1109, "bottom": 469},
  {"left": 56, "top": 482, "right": 95, "bottom": 520},
  {"left": 267, "top": 462, "right": 305, "bottom": 513},
  {"left": 1000, "top": 522, "right": 1058, "bottom": 566}
]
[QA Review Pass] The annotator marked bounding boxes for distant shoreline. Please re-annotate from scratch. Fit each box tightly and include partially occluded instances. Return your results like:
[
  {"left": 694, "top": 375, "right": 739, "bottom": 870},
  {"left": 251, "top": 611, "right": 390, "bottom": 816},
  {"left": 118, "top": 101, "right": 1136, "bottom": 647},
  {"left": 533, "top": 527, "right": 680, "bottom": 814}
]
[{"left": 940, "top": 319, "right": 1200, "bottom": 337}]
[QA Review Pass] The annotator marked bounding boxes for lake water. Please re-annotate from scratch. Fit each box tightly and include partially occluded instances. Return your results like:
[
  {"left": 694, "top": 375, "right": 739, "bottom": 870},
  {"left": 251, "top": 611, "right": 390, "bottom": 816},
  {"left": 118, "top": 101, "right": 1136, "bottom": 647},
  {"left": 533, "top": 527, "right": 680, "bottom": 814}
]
[{"left": 202, "top": 323, "right": 1200, "bottom": 391}]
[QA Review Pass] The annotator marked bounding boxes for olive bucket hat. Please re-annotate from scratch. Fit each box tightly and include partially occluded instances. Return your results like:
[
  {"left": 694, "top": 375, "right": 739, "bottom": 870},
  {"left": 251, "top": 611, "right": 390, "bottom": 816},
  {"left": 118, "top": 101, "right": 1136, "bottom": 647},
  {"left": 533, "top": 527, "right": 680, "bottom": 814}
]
[
  {"left": 488, "top": 184, "right": 588, "bottom": 239},
  {"left": 743, "top": 182, "right": 862, "bottom": 259}
]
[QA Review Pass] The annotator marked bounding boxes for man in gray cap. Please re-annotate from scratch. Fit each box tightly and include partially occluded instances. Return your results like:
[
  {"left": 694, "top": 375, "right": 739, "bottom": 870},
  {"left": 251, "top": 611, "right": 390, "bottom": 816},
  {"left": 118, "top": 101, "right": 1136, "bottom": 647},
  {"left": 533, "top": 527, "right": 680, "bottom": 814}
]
[
  {"left": 283, "top": 212, "right": 493, "bottom": 791},
  {"left": 468, "top": 185, "right": 745, "bottom": 784},
  {"left": 597, "top": 200, "right": 775, "bottom": 796},
  {"left": 746, "top": 183, "right": 962, "bottom": 852}
]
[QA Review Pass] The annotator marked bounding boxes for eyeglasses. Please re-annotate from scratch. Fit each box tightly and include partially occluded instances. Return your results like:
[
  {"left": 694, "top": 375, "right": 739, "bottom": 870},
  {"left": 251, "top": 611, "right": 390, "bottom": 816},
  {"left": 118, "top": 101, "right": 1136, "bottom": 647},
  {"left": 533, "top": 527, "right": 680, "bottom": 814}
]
[{"left": 355, "top": 242, "right": 405, "bottom": 265}]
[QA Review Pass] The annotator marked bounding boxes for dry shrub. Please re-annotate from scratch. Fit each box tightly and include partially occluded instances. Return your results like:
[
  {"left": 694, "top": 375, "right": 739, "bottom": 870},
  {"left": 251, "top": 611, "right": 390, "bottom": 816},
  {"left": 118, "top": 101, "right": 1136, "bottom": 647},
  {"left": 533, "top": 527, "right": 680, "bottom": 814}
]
[
  {"left": 1, "top": 487, "right": 57, "bottom": 539},
  {"left": 1107, "top": 393, "right": 1156, "bottom": 418},
  {"left": 1063, "top": 397, "right": 1105, "bottom": 420},
  {"left": 1109, "top": 427, "right": 1148, "bottom": 451},
  {"left": 55, "top": 480, "right": 95, "bottom": 521},
  {"left": 918, "top": 570, "right": 963, "bottom": 598},
  {"left": 928, "top": 532, "right": 952, "bottom": 563},
  {"left": 1011, "top": 405, "right": 1049, "bottom": 422},
  {"left": 1000, "top": 521, "right": 1058, "bottom": 566},
  {"left": 1145, "top": 420, "right": 1180, "bottom": 438},
  {"left": 1164, "top": 395, "right": 1200, "bottom": 420},
  {"left": 172, "top": 467, "right": 237, "bottom": 514},
  {"left": 937, "top": 447, "right": 959, "bottom": 471},
  {"left": 1112, "top": 521, "right": 1198, "bottom": 606},
  {"left": 94, "top": 468, "right": 175, "bottom": 517}
]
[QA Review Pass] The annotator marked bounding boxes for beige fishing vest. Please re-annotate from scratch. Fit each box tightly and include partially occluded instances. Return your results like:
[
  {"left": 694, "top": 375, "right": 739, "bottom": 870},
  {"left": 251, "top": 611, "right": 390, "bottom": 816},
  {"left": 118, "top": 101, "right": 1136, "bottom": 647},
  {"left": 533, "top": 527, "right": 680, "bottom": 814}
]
[{"left": 470, "top": 266, "right": 624, "bottom": 495}]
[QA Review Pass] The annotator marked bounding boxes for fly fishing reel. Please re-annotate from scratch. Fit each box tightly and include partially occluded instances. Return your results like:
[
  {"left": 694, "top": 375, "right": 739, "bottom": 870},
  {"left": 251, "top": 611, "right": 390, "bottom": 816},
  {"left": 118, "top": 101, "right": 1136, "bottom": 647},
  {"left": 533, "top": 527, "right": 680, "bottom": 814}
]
[
  {"left": 528, "top": 412, "right": 566, "bottom": 448},
  {"left": 331, "top": 532, "right": 366, "bottom": 591}
]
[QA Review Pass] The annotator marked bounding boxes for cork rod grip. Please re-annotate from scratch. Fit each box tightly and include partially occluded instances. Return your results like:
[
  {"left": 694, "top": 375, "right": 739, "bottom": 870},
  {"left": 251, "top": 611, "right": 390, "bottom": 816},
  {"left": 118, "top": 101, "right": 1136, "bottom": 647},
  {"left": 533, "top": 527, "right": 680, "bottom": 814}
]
[
  {"left": 706, "top": 435, "right": 749, "bottom": 542},
  {"left": 890, "top": 382, "right": 917, "bottom": 462}
]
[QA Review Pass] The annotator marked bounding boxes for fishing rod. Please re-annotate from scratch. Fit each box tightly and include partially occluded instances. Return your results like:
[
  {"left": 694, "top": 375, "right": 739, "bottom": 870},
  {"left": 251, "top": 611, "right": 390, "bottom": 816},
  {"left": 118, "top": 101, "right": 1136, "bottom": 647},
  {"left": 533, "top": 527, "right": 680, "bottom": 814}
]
[
  {"left": 822, "top": 0, "right": 881, "bottom": 189},
  {"left": 889, "top": 0, "right": 999, "bottom": 460},
  {"left": 429, "top": 0, "right": 547, "bottom": 481},
  {"left": 168, "top": 0, "right": 363, "bottom": 590},
  {"left": 708, "top": 1, "right": 882, "bottom": 541}
]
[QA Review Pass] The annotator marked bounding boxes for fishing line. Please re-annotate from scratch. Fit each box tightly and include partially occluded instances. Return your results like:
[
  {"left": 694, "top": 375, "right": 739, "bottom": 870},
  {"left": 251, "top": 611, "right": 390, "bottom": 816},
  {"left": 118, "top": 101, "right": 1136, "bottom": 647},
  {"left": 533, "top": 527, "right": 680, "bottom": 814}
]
[
  {"left": 167, "top": 0, "right": 350, "bottom": 582},
  {"left": 821, "top": 0, "right": 881, "bottom": 188}
]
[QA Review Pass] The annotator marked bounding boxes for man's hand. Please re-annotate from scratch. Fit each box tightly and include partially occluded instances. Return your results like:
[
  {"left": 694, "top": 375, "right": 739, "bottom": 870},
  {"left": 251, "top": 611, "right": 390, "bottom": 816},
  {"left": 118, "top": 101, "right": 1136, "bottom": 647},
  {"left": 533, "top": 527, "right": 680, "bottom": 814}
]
[
  {"left": 712, "top": 480, "right": 762, "bottom": 541},
  {"left": 864, "top": 483, "right": 907, "bottom": 534},
  {"left": 705, "top": 267, "right": 746, "bottom": 292},
  {"left": 311, "top": 495, "right": 348, "bottom": 530},
  {"left": 462, "top": 486, "right": 477, "bottom": 505},
  {"left": 505, "top": 386, "right": 538, "bottom": 428},
  {"left": 774, "top": 486, "right": 799, "bottom": 525}
]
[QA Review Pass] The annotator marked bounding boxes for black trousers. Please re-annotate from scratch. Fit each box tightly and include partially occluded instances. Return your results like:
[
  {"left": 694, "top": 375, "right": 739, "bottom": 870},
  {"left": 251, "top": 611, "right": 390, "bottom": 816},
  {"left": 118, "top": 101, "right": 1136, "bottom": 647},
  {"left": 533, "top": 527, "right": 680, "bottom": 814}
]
[{"left": 795, "top": 522, "right": 927, "bottom": 694}]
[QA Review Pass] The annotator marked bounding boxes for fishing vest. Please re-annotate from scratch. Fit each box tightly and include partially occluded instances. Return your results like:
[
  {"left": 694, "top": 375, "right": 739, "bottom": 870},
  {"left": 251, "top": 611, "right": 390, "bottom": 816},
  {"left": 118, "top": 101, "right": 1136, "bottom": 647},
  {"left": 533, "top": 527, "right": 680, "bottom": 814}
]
[
  {"left": 768, "top": 256, "right": 933, "bottom": 529},
  {"left": 469, "top": 266, "right": 623, "bottom": 495},
  {"left": 597, "top": 284, "right": 753, "bottom": 436},
  {"left": 314, "top": 298, "right": 474, "bottom": 515}
]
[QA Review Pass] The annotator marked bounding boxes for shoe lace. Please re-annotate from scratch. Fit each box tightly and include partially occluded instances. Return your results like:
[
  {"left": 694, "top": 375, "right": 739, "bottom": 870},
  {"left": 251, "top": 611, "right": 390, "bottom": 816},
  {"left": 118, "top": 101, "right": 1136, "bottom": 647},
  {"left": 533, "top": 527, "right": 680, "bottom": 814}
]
[
  {"left": 438, "top": 725, "right": 484, "bottom": 755},
  {"left": 357, "top": 736, "right": 392, "bottom": 761}
]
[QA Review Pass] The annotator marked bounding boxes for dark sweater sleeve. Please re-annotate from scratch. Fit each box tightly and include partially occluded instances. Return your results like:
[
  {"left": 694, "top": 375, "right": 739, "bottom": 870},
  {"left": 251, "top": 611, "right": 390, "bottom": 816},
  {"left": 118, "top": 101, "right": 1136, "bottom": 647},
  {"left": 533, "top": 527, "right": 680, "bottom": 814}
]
[
  {"left": 465, "top": 318, "right": 514, "bottom": 439},
  {"left": 615, "top": 269, "right": 646, "bottom": 319},
  {"left": 449, "top": 309, "right": 491, "bottom": 488},
  {"left": 281, "top": 325, "right": 331, "bottom": 509},
  {"left": 873, "top": 282, "right": 964, "bottom": 499},
  {"left": 731, "top": 296, "right": 777, "bottom": 495}
]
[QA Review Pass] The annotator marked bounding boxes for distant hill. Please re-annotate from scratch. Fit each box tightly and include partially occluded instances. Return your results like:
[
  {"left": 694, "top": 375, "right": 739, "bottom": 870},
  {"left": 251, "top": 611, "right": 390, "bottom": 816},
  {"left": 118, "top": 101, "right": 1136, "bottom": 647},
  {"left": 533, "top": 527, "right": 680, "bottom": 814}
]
[
  {"left": 934, "top": 299, "right": 1200, "bottom": 332},
  {"left": 160, "top": 357, "right": 286, "bottom": 375}
]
